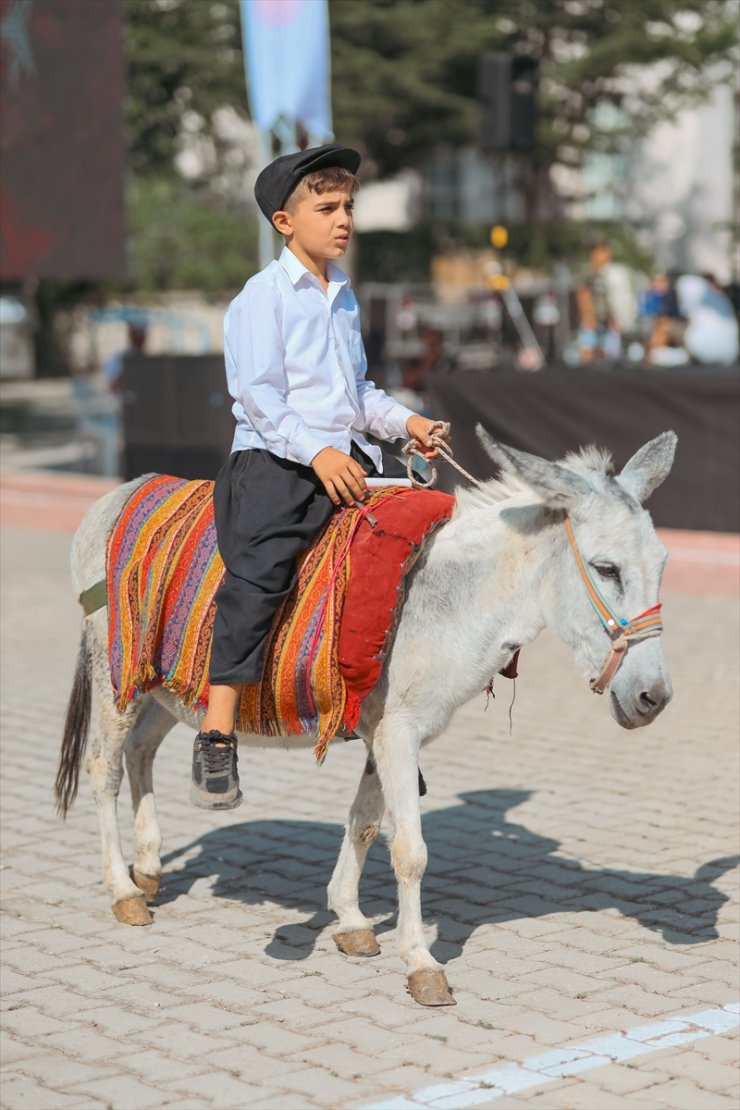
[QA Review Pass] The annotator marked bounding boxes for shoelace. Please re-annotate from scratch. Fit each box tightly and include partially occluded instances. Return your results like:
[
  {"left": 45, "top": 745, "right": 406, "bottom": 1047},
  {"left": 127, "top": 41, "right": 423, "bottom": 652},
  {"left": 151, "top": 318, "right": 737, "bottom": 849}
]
[{"left": 200, "top": 743, "right": 235, "bottom": 773}]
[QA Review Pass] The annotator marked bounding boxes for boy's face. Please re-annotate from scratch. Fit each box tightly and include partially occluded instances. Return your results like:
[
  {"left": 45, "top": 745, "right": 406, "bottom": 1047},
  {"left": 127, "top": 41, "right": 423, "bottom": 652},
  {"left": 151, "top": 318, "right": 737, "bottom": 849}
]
[{"left": 274, "top": 188, "right": 354, "bottom": 262}]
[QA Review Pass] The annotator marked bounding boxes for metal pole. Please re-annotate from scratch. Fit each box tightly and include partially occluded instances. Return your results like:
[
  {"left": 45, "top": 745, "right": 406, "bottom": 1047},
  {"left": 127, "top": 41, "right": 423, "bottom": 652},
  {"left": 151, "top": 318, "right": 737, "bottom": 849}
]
[
  {"left": 257, "top": 115, "right": 300, "bottom": 269},
  {"left": 258, "top": 128, "right": 276, "bottom": 270},
  {"left": 501, "top": 286, "right": 545, "bottom": 361}
]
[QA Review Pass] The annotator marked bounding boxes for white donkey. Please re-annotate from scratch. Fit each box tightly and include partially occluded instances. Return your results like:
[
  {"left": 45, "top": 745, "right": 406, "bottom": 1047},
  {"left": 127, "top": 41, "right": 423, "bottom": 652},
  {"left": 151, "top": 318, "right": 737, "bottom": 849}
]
[{"left": 56, "top": 429, "right": 676, "bottom": 1006}]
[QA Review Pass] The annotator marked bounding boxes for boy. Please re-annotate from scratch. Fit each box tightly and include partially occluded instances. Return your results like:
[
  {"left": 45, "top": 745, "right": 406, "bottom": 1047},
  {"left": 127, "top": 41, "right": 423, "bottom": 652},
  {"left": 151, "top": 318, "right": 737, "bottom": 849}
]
[{"left": 191, "top": 143, "right": 449, "bottom": 809}]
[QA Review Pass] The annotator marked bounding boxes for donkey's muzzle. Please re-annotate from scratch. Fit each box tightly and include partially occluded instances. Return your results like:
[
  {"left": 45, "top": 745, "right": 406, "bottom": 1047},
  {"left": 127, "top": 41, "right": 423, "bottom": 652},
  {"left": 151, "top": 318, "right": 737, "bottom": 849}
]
[{"left": 610, "top": 679, "right": 672, "bottom": 729}]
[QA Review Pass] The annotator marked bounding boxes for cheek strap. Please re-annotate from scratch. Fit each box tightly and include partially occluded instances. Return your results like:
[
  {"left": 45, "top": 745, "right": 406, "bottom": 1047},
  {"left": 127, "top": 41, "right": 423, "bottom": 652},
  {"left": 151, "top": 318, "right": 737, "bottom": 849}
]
[{"left": 564, "top": 513, "right": 664, "bottom": 694}]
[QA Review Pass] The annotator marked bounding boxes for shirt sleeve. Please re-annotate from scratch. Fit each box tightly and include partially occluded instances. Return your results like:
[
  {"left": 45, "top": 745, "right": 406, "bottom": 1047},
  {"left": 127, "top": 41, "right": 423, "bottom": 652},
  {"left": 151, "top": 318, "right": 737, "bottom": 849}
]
[
  {"left": 353, "top": 330, "right": 417, "bottom": 441},
  {"left": 226, "top": 281, "right": 328, "bottom": 466}
]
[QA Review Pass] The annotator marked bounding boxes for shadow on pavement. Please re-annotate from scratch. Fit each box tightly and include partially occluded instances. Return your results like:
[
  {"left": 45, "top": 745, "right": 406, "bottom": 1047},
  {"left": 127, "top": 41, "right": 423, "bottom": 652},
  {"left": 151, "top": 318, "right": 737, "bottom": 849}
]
[{"left": 160, "top": 789, "right": 737, "bottom": 962}]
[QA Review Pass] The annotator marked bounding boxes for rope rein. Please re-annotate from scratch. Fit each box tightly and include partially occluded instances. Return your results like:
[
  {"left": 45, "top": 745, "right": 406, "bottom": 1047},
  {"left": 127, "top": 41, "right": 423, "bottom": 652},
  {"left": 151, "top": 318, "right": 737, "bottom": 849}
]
[{"left": 402, "top": 422, "right": 486, "bottom": 490}]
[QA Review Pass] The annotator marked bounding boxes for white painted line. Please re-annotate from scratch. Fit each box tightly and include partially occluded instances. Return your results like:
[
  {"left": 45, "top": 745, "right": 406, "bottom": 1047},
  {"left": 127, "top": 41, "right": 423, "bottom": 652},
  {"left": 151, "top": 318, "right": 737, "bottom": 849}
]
[{"left": 363, "top": 1002, "right": 739, "bottom": 1110}]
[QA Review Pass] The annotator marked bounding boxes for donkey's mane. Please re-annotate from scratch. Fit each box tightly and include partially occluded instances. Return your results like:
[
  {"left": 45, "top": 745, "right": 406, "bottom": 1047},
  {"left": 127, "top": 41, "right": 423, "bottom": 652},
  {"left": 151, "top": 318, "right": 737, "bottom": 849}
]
[
  {"left": 562, "top": 444, "right": 615, "bottom": 477},
  {"left": 455, "top": 443, "right": 615, "bottom": 512}
]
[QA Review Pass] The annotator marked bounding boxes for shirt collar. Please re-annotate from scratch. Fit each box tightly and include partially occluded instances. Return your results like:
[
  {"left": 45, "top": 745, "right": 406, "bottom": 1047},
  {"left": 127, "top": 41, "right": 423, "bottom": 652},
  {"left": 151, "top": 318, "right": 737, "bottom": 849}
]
[{"left": 279, "top": 246, "right": 350, "bottom": 289}]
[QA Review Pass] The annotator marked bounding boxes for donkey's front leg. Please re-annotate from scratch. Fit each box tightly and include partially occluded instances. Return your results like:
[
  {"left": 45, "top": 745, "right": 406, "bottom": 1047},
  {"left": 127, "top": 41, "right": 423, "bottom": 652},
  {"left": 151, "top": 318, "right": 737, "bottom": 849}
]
[
  {"left": 327, "top": 753, "right": 384, "bottom": 957},
  {"left": 125, "top": 696, "right": 176, "bottom": 903},
  {"left": 374, "top": 720, "right": 455, "bottom": 1006}
]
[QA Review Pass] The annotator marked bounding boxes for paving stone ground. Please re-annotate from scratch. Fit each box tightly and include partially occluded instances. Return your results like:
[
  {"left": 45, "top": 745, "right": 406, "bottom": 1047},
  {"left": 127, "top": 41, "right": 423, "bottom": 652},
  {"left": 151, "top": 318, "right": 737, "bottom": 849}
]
[{"left": 1, "top": 486, "right": 738, "bottom": 1110}]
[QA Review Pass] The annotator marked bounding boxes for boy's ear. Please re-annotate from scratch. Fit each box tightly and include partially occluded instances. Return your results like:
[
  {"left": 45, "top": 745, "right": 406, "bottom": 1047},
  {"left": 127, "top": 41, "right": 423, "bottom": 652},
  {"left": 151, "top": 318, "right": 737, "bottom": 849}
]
[{"left": 272, "top": 210, "right": 292, "bottom": 236}]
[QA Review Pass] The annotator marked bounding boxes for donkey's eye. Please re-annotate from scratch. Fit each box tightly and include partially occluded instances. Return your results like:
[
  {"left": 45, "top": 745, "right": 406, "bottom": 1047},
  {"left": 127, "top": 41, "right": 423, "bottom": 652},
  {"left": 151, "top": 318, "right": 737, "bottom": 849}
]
[{"left": 591, "top": 562, "right": 621, "bottom": 584}]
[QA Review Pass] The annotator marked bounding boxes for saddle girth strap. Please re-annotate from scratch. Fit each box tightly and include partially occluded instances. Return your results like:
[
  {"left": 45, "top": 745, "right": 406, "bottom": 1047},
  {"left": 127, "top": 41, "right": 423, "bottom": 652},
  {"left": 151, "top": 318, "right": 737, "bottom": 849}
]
[{"left": 79, "top": 579, "right": 107, "bottom": 616}]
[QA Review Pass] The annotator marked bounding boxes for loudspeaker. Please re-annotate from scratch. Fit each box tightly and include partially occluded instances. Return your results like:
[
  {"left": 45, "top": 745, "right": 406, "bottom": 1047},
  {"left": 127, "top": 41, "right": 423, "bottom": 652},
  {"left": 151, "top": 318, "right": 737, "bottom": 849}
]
[
  {"left": 121, "top": 354, "right": 233, "bottom": 481},
  {"left": 478, "top": 52, "right": 538, "bottom": 153},
  {"left": 478, "top": 53, "right": 511, "bottom": 153},
  {"left": 510, "top": 56, "right": 538, "bottom": 151}
]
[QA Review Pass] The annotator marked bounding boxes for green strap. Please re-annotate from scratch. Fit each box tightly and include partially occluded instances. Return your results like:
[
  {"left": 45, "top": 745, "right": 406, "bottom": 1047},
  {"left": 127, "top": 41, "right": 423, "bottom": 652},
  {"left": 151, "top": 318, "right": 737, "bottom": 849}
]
[{"left": 79, "top": 579, "right": 107, "bottom": 616}]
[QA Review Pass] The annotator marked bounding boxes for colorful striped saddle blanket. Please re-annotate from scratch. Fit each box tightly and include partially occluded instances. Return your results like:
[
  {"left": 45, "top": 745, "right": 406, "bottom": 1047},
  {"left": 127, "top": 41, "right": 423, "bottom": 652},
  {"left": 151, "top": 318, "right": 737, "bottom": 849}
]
[{"left": 107, "top": 475, "right": 454, "bottom": 760}]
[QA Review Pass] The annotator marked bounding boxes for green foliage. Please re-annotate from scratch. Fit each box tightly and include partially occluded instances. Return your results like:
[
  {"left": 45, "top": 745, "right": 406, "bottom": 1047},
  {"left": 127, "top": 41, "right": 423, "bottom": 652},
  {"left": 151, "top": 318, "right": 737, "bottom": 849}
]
[
  {"left": 126, "top": 0, "right": 246, "bottom": 182},
  {"left": 126, "top": 178, "right": 258, "bottom": 295},
  {"left": 330, "top": 0, "right": 503, "bottom": 176},
  {"left": 330, "top": 0, "right": 738, "bottom": 178},
  {"left": 124, "top": 0, "right": 737, "bottom": 189},
  {"left": 122, "top": 0, "right": 736, "bottom": 275},
  {"left": 37, "top": 0, "right": 739, "bottom": 340},
  {"left": 123, "top": 0, "right": 261, "bottom": 294}
]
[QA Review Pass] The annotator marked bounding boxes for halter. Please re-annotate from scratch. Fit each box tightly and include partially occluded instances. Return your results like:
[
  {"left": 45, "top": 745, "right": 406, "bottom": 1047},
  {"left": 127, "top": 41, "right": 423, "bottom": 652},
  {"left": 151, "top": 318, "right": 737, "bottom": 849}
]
[{"left": 563, "top": 512, "right": 663, "bottom": 694}]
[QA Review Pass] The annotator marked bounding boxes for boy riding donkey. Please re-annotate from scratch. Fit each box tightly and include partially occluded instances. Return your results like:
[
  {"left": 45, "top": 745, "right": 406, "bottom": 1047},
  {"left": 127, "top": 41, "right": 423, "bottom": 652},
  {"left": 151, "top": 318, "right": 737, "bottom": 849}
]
[{"left": 191, "top": 144, "right": 450, "bottom": 809}]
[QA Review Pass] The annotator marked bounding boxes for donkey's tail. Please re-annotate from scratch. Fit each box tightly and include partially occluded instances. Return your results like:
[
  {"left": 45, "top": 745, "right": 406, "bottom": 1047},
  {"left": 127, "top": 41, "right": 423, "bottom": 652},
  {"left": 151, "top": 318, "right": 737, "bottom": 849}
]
[{"left": 55, "top": 622, "right": 93, "bottom": 818}]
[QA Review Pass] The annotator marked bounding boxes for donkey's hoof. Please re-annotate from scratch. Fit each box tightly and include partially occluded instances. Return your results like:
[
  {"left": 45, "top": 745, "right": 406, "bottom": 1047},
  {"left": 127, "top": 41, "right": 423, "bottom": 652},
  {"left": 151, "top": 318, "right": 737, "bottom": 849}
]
[
  {"left": 130, "top": 867, "right": 161, "bottom": 901},
  {"left": 407, "top": 969, "right": 455, "bottom": 1006},
  {"left": 113, "top": 895, "right": 152, "bottom": 926},
  {"left": 333, "top": 928, "right": 381, "bottom": 957}
]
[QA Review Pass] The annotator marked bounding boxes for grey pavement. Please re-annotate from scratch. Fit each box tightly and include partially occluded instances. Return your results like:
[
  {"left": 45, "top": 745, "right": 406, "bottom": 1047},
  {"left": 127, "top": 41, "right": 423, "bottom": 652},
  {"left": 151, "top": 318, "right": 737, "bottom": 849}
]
[{"left": 1, "top": 522, "right": 738, "bottom": 1109}]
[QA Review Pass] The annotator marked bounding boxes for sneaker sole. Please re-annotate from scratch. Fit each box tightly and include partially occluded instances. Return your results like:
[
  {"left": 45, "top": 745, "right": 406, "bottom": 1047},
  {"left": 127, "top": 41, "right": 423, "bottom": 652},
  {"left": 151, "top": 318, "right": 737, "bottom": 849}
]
[{"left": 189, "top": 786, "right": 244, "bottom": 811}]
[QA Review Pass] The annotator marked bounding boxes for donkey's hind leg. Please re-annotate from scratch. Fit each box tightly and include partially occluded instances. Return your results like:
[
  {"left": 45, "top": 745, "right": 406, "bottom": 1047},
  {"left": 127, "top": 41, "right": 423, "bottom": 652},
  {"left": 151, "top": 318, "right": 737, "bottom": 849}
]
[
  {"left": 89, "top": 700, "right": 152, "bottom": 924},
  {"left": 125, "top": 696, "right": 176, "bottom": 902},
  {"left": 327, "top": 753, "right": 385, "bottom": 957},
  {"left": 88, "top": 630, "right": 151, "bottom": 925}
]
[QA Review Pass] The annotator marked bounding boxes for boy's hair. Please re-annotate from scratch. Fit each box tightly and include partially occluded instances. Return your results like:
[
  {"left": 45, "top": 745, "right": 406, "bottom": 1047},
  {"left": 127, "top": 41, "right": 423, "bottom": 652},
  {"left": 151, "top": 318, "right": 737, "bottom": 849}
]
[{"left": 284, "top": 167, "right": 359, "bottom": 213}]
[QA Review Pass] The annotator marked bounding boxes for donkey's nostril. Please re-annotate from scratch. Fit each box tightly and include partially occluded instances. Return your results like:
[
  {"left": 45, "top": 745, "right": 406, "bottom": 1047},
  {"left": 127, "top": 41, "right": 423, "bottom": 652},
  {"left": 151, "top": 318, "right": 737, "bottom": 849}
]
[{"left": 640, "top": 690, "right": 659, "bottom": 709}]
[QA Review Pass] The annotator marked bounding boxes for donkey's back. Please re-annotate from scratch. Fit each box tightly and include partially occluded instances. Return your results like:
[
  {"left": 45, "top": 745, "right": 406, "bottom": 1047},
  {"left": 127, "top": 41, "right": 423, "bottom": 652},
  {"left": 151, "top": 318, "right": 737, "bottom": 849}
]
[{"left": 71, "top": 475, "right": 152, "bottom": 602}]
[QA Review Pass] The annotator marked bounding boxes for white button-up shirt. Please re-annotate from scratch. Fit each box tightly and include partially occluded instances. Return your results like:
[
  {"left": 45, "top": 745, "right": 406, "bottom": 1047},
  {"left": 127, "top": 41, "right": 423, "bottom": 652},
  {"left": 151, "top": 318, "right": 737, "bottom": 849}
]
[{"left": 224, "top": 246, "right": 416, "bottom": 471}]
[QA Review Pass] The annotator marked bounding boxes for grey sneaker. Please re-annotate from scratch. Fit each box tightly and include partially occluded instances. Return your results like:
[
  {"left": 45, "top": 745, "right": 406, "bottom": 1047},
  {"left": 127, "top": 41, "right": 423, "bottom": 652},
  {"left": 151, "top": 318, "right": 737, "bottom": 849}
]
[{"left": 190, "top": 731, "right": 242, "bottom": 810}]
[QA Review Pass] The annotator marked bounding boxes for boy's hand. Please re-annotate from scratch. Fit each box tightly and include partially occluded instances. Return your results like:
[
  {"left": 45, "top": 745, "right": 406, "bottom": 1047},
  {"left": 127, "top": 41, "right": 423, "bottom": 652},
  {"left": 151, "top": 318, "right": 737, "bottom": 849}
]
[
  {"left": 406, "top": 415, "right": 450, "bottom": 459},
  {"left": 311, "top": 447, "right": 368, "bottom": 507}
]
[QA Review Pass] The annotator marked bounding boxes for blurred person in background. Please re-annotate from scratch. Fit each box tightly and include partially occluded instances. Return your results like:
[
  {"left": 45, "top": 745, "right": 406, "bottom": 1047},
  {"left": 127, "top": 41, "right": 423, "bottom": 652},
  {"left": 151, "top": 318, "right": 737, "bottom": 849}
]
[
  {"left": 642, "top": 272, "right": 681, "bottom": 321},
  {"left": 675, "top": 274, "right": 739, "bottom": 366},
  {"left": 401, "top": 325, "right": 453, "bottom": 391},
  {"left": 644, "top": 273, "right": 690, "bottom": 367},
  {"left": 575, "top": 240, "right": 623, "bottom": 363},
  {"left": 102, "top": 321, "right": 148, "bottom": 395}
]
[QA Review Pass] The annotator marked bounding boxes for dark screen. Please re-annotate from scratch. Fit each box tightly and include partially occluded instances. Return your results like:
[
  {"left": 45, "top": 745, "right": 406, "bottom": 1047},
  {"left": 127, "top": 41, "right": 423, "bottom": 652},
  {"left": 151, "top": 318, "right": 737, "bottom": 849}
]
[{"left": 0, "top": 0, "right": 126, "bottom": 280}]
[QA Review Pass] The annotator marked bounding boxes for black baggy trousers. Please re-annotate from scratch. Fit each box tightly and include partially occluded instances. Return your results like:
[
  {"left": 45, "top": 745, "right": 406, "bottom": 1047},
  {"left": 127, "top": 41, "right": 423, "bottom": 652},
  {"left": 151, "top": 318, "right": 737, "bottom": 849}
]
[{"left": 209, "top": 443, "right": 406, "bottom": 686}]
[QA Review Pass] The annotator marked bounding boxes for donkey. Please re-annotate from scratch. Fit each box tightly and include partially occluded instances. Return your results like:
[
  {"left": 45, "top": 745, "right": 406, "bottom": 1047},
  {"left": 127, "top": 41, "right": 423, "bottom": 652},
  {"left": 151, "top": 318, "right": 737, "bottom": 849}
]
[{"left": 56, "top": 429, "right": 676, "bottom": 1006}]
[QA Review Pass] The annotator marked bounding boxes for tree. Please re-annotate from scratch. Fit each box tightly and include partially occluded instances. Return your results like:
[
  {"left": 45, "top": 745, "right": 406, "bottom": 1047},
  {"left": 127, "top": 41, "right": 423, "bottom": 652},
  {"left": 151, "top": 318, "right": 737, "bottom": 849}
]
[
  {"left": 329, "top": 0, "right": 737, "bottom": 269},
  {"left": 126, "top": 0, "right": 247, "bottom": 186},
  {"left": 329, "top": 0, "right": 738, "bottom": 183},
  {"left": 122, "top": 0, "right": 737, "bottom": 233},
  {"left": 46, "top": 0, "right": 740, "bottom": 306},
  {"left": 127, "top": 179, "right": 257, "bottom": 295}
]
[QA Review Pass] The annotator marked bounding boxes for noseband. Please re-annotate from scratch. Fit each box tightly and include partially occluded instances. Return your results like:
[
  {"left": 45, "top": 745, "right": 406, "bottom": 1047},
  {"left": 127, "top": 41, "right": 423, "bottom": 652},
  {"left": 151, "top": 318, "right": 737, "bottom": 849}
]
[{"left": 564, "top": 513, "right": 663, "bottom": 694}]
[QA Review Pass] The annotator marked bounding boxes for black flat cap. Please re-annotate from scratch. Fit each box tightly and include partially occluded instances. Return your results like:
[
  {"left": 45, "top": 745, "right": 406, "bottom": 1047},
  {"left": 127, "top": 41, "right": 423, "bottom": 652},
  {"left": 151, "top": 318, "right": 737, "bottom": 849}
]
[{"left": 254, "top": 144, "right": 361, "bottom": 224}]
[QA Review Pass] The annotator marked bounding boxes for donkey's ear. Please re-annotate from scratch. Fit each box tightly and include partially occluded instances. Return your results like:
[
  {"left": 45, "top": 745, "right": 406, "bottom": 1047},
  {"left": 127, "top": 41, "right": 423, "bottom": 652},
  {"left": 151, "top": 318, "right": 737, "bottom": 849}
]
[
  {"left": 476, "top": 425, "right": 593, "bottom": 508},
  {"left": 618, "top": 431, "right": 677, "bottom": 504}
]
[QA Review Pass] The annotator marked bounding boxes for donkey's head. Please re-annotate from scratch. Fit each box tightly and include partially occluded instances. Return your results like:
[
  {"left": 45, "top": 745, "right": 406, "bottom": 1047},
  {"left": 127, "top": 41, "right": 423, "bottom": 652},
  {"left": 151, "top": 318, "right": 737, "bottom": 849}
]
[{"left": 477, "top": 427, "right": 677, "bottom": 729}]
